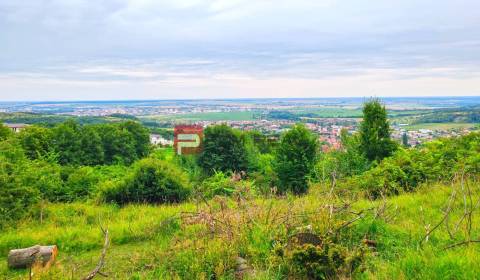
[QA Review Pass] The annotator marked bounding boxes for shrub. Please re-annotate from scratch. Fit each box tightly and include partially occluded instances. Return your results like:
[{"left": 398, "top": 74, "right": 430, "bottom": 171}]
[
  {"left": 251, "top": 153, "right": 278, "bottom": 195},
  {"left": 315, "top": 130, "right": 370, "bottom": 183},
  {"left": 0, "top": 140, "right": 40, "bottom": 228},
  {"left": 274, "top": 238, "right": 365, "bottom": 279},
  {"left": 346, "top": 132, "right": 480, "bottom": 198},
  {"left": 102, "top": 158, "right": 191, "bottom": 205},
  {"left": 196, "top": 171, "right": 254, "bottom": 199},
  {"left": 64, "top": 166, "right": 99, "bottom": 201}
]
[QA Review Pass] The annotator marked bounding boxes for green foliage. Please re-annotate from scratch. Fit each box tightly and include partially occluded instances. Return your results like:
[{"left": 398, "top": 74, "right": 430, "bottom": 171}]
[
  {"left": 196, "top": 171, "right": 253, "bottom": 199},
  {"left": 102, "top": 158, "right": 191, "bottom": 205},
  {"left": 359, "top": 98, "right": 398, "bottom": 161},
  {"left": 78, "top": 125, "right": 104, "bottom": 165},
  {"left": 274, "top": 124, "right": 318, "bottom": 194},
  {"left": 316, "top": 130, "right": 369, "bottom": 182},
  {"left": 402, "top": 132, "right": 409, "bottom": 147},
  {"left": 198, "top": 124, "right": 249, "bottom": 175},
  {"left": 52, "top": 120, "right": 82, "bottom": 165},
  {"left": 173, "top": 154, "right": 203, "bottom": 183},
  {"left": 63, "top": 166, "right": 100, "bottom": 201},
  {"left": 0, "top": 122, "right": 12, "bottom": 141},
  {"left": 0, "top": 140, "right": 40, "bottom": 228},
  {"left": 251, "top": 153, "right": 278, "bottom": 195},
  {"left": 17, "top": 125, "right": 54, "bottom": 159},
  {"left": 244, "top": 130, "right": 274, "bottom": 154},
  {"left": 197, "top": 171, "right": 236, "bottom": 198},
  {"left": 348, "top": 132, "right": 480, "bottom": 198},
  {"left": 17, "top": 120, "right": 151, "bottom": 166},
  {"left": 118, "top": 121, "right": 151, "bottom": 159}
]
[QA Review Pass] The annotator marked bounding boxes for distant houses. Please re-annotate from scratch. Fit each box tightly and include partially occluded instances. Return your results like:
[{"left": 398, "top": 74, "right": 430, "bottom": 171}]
[
  {"left": 150, "top": 134, "right": 173, "bottom": 146},
  {"left": 4, "top": 123, "right": 28, "bottom": 133}
]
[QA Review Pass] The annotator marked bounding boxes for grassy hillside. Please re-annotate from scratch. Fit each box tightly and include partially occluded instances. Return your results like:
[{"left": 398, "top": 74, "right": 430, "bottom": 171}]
[{"left": 1, "top": 181, "right": 479, "bottom": 279}]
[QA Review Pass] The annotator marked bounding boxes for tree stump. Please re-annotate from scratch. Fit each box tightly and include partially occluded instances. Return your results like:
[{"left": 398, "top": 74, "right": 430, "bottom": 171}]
[{"left": 7, "top": 245, "right": 57, "bottom": 269}]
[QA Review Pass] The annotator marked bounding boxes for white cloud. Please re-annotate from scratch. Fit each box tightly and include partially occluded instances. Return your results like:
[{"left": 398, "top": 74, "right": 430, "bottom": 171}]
[{"left": 0, "top": 0, "right": 480, "bottom": 100}]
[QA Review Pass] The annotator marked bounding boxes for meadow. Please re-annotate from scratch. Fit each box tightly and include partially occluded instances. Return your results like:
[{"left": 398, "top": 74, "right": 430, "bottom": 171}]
[{"left": 1, "top": 180, "right": 479, "bottom": 279}]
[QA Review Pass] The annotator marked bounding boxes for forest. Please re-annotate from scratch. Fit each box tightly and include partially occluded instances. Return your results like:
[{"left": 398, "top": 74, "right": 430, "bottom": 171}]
[{"left": 1, "top": 99, "right": 479, "bottom": 279}]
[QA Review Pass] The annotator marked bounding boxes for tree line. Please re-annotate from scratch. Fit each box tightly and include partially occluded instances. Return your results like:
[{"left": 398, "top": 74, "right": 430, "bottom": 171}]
[{"left": 16, "top": 120, "right": 150, "bottom": 165}]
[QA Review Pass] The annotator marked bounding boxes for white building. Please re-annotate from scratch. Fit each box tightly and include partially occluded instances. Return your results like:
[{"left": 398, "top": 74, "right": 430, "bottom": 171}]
[
  {"left": 5, "top": 123, "right": 28, "bottom": 133},
  {"left": 150, "top": 134, "right": 173, "bottom": 146}
]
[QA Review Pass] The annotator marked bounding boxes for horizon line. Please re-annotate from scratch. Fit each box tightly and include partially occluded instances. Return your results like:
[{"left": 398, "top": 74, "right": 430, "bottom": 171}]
[{"left": 1, "top": 95, "right": 480, "bottom": 104}]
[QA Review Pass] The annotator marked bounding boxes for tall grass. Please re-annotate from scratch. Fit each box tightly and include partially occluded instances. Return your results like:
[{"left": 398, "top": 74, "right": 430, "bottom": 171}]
[{"left": 1, "top": 181, "right": 479, "bottom": 279}]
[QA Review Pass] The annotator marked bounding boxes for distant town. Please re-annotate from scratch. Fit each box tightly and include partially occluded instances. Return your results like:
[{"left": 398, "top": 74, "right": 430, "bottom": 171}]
[{"left": 1, "top": 97, "right": 479, "bottom": 150}]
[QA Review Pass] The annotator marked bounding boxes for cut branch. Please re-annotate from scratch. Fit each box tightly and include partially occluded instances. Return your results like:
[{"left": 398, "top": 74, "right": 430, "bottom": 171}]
[{"left": 82, "top": 227, "right": 110, "bottom": 280}]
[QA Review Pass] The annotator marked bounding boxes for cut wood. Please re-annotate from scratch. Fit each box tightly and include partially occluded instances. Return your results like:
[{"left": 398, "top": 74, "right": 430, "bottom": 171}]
[{"left": 7, "top": 245, "right": 57, "bottom": 269}]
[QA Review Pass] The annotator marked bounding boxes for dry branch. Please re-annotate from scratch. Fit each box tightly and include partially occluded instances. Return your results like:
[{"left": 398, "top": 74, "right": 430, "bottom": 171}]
[{"left": 82, "top": 227, "right": 110, "bottom": 280}]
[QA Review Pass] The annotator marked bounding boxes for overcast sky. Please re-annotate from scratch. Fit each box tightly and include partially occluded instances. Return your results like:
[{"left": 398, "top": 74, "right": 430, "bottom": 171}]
[{"left": 0, "top": 0, "right": 479, "bottom": 101}]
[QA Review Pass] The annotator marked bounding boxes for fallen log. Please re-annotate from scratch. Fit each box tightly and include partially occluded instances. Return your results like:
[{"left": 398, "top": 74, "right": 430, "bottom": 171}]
[{"left": 7, "top": 245, "right": 57, "bottom": 269}]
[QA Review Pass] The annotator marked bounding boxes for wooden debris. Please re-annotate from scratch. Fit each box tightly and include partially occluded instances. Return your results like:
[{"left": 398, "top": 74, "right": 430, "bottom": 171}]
[
  {"left": 82, "top": 227, "right": 110, "bottom": 280},
  {"left": 7, "top": 245, "right": 57, "bottom": 269}
]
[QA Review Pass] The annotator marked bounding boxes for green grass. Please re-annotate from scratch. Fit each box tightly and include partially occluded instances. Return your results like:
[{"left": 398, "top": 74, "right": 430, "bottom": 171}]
[
  {"left": 1, "top": 183, "right": 479, "bottom": 279},
  {"left": 406, "top": 123, "right": 476, "bottom": 131}
]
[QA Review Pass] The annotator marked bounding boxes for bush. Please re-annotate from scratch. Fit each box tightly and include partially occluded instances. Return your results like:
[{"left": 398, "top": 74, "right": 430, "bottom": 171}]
[
  {"left": 64, "top": 166, "right": 99, "bottom": 201},
  {"left": 346, "top": 132, "right": 480, "bottom": 198},
  {"left": 0, "top": 140, "right": 40, "bottom": 228},
  {"left": 197, "top": 171, "right": 253, "bottom": 199},
  {"left": 274, "top": 238, "right": 365, "bottom": 279},
  {"left": 102, "top": 158, "right": 191, "bottom": 205},
  {"left": 315, "top": 130, "right": 369, "bottom": 183},
  {"left": 251, "top": 153, "right": 278, "bottom": 195}
]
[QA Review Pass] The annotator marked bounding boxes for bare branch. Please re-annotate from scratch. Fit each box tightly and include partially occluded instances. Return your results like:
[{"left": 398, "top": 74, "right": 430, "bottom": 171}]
[{"left": 82, "top": 228, "right": 110, "bottom": 280}]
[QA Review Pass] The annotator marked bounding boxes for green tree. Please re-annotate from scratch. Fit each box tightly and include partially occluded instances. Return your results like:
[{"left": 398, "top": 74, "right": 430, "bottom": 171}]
[
  {"left": 274, "top": 124, "right": 318, "bottom": 194},
  {"left": 359, "top": 98, "right": 398, "bottom": 161},
  {"left": 79, "top": 126, "right": 104, "bottom": 165},
  {"left": 0, "top": 122, "right": 12, "bottom": 141},
  {"left": 119, "top": 121, "right": 151, "bottom": 158},
  {"left": 198, "top": 124, "right": 249, "bottom": 174},
  {"left": 100, "top": 124, "right": 137, "bottom": 165},
  {"left": 52, "top": 120, "right": 81, "bottom": 165},
  {"left": 402, "top": 132, "right": 409, "bottom": 147},
  {"left": 17, "top": 126, "right": 54, "bottom": 160}
]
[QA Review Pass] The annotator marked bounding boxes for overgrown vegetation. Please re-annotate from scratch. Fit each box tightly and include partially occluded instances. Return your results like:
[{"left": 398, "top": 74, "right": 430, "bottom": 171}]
[{"left": 1, "top": 98, "right": 480, "bottom": 279}]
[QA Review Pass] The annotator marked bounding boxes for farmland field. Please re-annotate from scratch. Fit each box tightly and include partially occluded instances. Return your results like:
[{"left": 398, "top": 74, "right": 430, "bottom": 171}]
[{"left": 405, "top": 123, "right": 477, "bottom": 131}]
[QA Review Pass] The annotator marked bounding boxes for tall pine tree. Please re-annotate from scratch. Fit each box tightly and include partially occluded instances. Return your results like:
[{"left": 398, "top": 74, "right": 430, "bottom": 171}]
[{"left": 359, "top": 98, "right": 398, "bottom": 161}]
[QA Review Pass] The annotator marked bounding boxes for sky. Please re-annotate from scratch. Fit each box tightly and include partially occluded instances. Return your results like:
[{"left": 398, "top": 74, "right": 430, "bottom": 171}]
[{"left": 0, "top": 0, "right": 479, "bottom": 101}]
